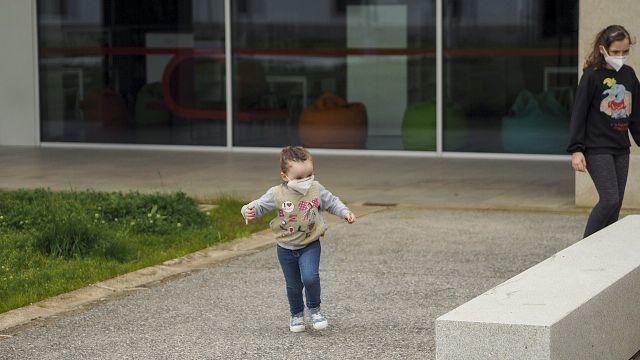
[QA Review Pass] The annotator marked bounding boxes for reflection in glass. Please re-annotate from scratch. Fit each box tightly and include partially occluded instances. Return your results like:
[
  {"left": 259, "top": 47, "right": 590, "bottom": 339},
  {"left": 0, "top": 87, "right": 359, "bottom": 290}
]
[
  {"left": 232, "top": 0, "right": 437, "bottom": 150},
  {"left": 36, "top": 0, "right": 578, "bottom": 154},
  {"left": 443, "top": 0, "right": 579, "bottom": 154},
  {"left": 37, "top": 0, "right": 226, "bottom": 145}
]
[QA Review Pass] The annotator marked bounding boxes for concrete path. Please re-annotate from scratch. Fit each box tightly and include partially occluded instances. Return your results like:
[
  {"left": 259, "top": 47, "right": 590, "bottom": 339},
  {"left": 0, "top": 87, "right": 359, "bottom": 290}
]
[
  {"left": 0, "top": 146, "right": 574, "bottom": 209},
  {"left": 0, "top": 207, "right": 587, "bottom": 359}
]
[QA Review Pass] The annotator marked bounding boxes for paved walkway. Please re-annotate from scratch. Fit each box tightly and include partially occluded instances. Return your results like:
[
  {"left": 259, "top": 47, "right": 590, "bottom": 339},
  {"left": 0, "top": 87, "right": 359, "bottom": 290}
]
[
  {"left": 0, "top": 146, "right": 589, "bottom": 359},
  {"left": 0, "top": 146, "right": 574, "bottom": 209},
  {"left": 0, "top": 207, "right": 588, "bottom": 359}
]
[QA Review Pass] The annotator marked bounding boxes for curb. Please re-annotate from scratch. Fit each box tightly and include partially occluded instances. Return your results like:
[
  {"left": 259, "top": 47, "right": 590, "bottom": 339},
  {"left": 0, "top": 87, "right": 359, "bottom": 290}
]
[
  {"left": 0, "top": 203, "right": 388, "bottom": 336},
  {"left": 393, "top": 203, "right": 591, "bottom": 214}
]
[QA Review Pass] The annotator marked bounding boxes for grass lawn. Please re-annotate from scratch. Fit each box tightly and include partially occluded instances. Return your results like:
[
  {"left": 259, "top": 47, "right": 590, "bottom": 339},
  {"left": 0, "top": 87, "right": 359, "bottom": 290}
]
[{"left": 0, "top": 189, "right": 272, "bottom": 314}]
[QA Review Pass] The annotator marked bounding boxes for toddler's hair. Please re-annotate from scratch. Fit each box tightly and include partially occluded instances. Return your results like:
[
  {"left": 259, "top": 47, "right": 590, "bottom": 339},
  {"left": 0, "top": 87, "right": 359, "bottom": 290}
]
[{"left": 280, "top": 146, "right": 313, "bottom": 174}]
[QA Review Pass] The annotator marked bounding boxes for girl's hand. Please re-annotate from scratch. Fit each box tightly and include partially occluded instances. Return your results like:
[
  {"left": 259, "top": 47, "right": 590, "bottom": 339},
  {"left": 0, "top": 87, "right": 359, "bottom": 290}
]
[
  {"left": 244, "top": 206, "right": 256, "bottom": 224},
  {"left": 345, "top": 212, "right": 356, "bottom": 224},
  {"left": 572, "top": 152, "right": 587, "bottom": 173}
]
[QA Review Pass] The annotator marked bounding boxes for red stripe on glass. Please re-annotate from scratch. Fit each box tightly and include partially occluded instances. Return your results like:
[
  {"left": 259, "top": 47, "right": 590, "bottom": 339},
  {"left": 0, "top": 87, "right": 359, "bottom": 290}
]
[{"left": 40, "top": 47, "right": 577, "bottom": 57}]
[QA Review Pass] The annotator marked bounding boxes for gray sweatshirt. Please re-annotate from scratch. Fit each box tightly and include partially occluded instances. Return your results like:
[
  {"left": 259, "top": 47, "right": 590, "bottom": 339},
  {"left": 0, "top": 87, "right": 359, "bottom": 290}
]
[{"left": 241, "top": 182, "right": 350, "bottom": 250}]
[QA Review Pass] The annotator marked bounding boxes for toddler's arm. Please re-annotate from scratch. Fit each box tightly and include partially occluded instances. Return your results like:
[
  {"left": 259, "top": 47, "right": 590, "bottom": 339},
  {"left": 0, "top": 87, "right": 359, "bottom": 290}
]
[
  {"left": 241, "top": 187, "right": 277, "bottom": 223},
  {"left": 319, "top": 186, "right": 351, "bottom": 220}
]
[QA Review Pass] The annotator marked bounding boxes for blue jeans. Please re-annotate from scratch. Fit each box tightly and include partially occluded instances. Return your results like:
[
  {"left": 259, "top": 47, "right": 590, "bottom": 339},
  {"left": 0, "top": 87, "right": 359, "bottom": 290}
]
[{"left": 277, "top": 240, "right": 322, "bottom": 315}]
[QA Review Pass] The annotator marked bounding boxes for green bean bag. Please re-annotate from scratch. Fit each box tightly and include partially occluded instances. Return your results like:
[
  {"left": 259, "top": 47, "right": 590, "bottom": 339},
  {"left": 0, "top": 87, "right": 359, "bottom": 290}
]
[
  {"left": 134, "top": 83, "right": 170, "bottom": 127},
  {"left": 402, "top": 101, "right": 467, "bottom": 151}
]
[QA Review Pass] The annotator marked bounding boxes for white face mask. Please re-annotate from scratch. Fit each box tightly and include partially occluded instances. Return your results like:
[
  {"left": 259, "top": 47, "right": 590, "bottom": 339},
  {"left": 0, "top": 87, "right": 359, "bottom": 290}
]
[
  {"left": 286, "top": 175, "right": 314, "bottom": 195},
  {"left": 601, "top": 46, "right": 628, "bottom": 71}
]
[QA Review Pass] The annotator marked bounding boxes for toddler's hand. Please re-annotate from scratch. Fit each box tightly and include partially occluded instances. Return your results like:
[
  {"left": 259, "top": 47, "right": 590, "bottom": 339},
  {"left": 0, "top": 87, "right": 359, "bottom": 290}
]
[
  {"left": 244, "top": 206, "right": 256, "bottom": 224},
  {"left": 345, "top": 212, "right": 356, "bottom": 224}
]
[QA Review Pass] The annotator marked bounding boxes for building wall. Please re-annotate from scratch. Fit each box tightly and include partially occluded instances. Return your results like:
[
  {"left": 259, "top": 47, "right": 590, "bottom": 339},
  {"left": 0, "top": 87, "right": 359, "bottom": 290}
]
[
  {"left": 0, "top": 0, "right": 38, "bottom": 146},
  {"left": 576, "top": 0, "right": 640, "bottom": 208}
]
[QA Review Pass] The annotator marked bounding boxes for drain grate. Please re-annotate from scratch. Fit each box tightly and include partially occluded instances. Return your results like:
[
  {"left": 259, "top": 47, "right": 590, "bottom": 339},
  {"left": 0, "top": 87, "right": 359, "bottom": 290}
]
[{"left": 361, "top": 202, "right": 397, "bottom": 207}]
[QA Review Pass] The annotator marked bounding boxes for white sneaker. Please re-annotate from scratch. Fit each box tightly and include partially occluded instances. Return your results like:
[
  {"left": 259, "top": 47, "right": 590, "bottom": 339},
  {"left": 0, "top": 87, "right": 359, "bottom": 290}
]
[
  {"left": 289, "top": 312, "right": 305, "bottom": 333},
  {"left": 309, "top": 308, "right": 328, "bottom": 330}
]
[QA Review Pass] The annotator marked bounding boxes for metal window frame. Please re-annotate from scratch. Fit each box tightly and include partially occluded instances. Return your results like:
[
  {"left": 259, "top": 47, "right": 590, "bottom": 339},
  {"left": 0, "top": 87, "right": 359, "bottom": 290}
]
[
  {"left": 32, "top": 0, "right": 42, "bottom": 146},
  {"left": 225, "top": 0, "right": 233, "bottom": 148},
  {"left": 39, "top": 141, "right": 568, "bottom": 161},
  {"left": 436, "top": 0, "right": 443, "bottom": 155}
]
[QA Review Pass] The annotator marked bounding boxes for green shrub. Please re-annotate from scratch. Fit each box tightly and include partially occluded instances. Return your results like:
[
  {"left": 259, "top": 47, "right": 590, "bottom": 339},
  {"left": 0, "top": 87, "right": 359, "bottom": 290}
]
[{"left": 32, "top": 212, "right": 129, "bottom": 260}]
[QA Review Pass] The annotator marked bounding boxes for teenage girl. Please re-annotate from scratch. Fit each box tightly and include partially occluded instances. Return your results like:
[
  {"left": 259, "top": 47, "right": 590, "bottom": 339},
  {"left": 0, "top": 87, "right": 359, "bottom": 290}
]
[{"left": 568, "top": 25, "right": 640, "bottom": 237}]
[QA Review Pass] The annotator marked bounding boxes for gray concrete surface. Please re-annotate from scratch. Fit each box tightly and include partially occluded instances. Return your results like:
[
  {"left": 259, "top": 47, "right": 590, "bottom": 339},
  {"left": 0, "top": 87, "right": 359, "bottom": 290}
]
[
  {"left": 0, "top": 146, "right": 574, "bottom": 209},
  {"left": 437, "top": 215, "right": 640, "bottom": 360},
  {"left": 0, "top": 207, "right": 587, "bottom": 359}
]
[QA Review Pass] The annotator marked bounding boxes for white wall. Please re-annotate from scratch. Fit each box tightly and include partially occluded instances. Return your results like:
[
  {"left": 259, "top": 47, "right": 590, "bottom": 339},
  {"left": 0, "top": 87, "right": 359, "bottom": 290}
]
[{"left": 0, "top": 0, "right": 38, "bottom": 146}]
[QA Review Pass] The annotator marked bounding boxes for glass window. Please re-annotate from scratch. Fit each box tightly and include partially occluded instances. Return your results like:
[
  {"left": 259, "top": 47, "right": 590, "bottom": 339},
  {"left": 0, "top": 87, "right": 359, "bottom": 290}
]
[
  {"left": 231, "top": 0, "right": 437, "bottom": 151},
  {"left": 37, "top": 0, "right": 226, "bottom": 145},
  {"left": 443, "top": 0, "right": 578, "bottom": 154}
]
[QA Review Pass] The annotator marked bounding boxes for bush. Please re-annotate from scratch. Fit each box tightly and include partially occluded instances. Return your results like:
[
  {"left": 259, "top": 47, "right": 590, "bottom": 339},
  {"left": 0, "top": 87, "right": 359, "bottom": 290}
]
[
  {"left": 33, "top": 212, "right": 132, "bottom": 261},
  {"left": 33, "top": 213, "right": 103, "bottom": 258},
  {"left": 0, "top": 189, "right": 209, "bottom": 234},
  {"left": 72, "top": 191, "right": 209, "bottom": 235},
  {"left": 10, "top": 189, "right": 206, "bottom": 260}
]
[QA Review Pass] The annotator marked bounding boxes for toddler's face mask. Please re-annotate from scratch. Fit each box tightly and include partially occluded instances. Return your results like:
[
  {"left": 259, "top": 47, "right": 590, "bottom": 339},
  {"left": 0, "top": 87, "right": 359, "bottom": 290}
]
[{"left": 286, "top": 175, "right": 314, "bottom": 195}]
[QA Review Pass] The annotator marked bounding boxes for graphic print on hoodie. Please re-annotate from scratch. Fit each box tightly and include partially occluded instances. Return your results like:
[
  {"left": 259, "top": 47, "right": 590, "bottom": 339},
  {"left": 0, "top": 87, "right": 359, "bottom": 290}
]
[{"left": 600, "top": 77, "right": 632, "bottom": 131}]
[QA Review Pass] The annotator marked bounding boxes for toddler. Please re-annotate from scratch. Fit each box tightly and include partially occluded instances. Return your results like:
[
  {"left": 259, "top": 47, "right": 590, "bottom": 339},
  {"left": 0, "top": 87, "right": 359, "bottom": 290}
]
[{"left": 241, "top": 146, "right": 355, "bottom": 332}]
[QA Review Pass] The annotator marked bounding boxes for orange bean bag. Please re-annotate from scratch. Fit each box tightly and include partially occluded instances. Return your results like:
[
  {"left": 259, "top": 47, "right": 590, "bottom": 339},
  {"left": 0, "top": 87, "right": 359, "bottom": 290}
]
[
  {"left": 80, "top": 88, "right": 130, "bottom": 129},
  {"left": 298, "top": 93, "right": 368, "bottom": 149}
]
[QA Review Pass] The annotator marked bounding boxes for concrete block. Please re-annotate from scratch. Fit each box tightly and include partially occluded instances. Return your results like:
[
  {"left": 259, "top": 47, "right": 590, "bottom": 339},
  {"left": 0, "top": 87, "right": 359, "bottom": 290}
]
[{"left": 436, "top": 215, "right": 640, "bottom": 360}]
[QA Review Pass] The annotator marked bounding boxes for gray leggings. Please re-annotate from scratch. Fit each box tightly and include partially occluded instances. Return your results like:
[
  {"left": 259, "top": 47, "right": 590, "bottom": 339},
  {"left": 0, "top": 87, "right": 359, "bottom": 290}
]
[{"left": 584, "top": 153, "right": 630, "bottom": 238}]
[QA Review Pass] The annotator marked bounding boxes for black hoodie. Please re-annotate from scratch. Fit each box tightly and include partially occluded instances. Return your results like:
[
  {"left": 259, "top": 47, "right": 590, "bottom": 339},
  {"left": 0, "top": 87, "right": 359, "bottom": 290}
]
[{"left": 567, "top": 65, "right": 640, "bottom": 154}]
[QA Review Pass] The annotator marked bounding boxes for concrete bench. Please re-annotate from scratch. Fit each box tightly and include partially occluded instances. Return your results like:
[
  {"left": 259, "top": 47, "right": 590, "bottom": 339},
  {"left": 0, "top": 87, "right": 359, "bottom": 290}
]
[{"left": 436, "top": 215, "right": 640, "bottom": 360}]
